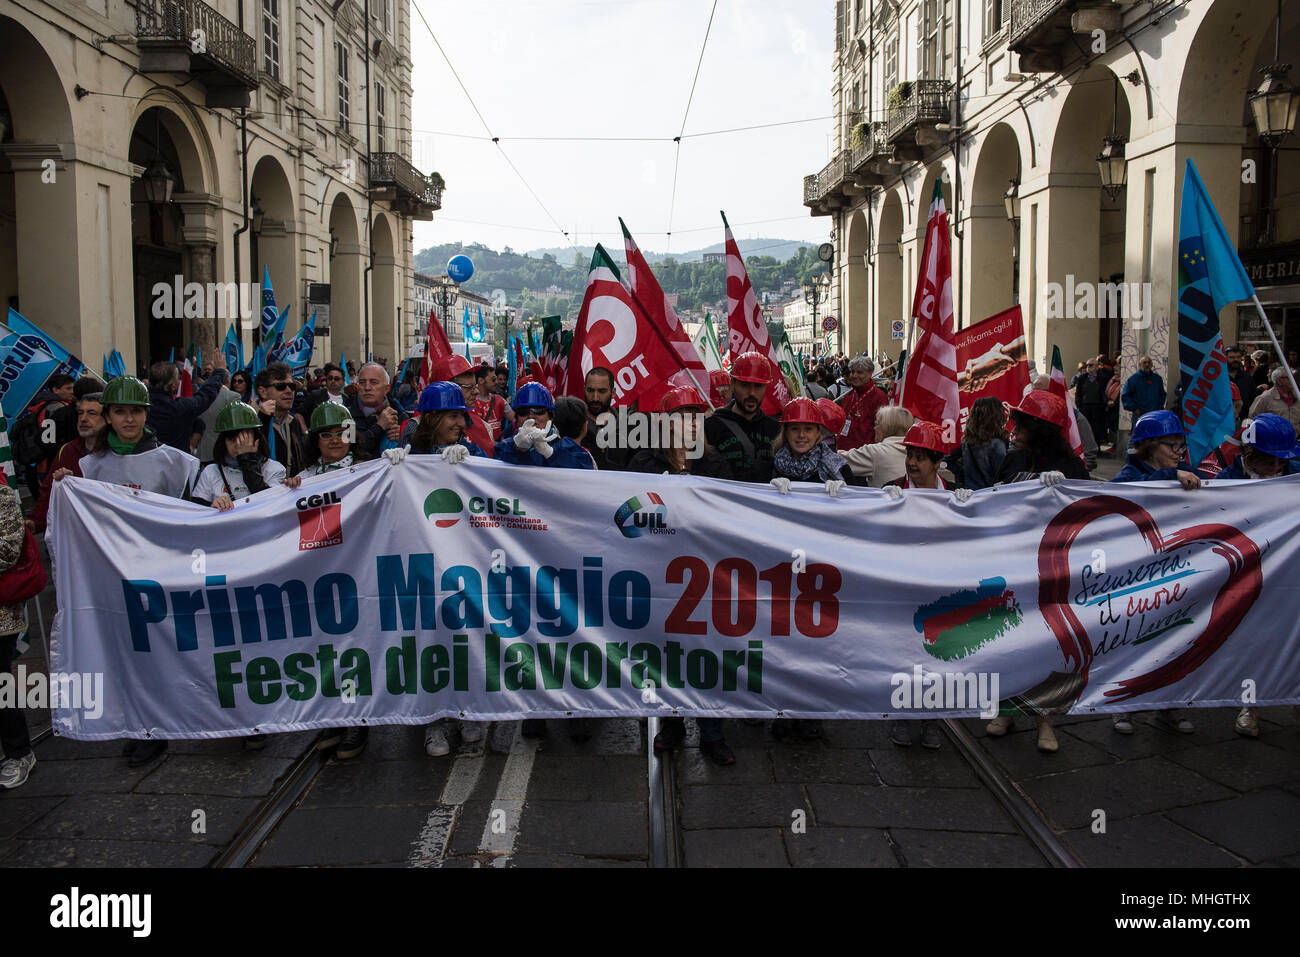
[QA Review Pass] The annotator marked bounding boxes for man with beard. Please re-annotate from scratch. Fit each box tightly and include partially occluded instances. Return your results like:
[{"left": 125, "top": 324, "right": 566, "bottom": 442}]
[
  {"left": 704, "top": 351, "right": 780, "bottom": 483},
  {"left": 581, "top": 366, "right": 628, "bottom": 470},
  {"left": 473, "top": 365, "right": 513, "bottom": 441},
  {"left": 1224, "top": 347, "right": 1257, "bottom": 424}
]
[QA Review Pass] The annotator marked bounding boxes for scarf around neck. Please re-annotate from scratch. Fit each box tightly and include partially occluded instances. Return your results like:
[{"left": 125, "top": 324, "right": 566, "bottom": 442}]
[{"left": 774, "top": 442, "right": 846, "bottom": 482}]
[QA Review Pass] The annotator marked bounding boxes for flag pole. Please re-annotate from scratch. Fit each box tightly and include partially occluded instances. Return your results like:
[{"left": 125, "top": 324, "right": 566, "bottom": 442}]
[{"left": 1250, "top": 294, "right": 1300, "bottom": 400}]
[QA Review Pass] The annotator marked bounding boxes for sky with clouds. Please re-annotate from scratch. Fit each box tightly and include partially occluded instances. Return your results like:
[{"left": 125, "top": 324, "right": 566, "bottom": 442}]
[{"left": 407, "top": 0, "right": 836, "bottom": 260}]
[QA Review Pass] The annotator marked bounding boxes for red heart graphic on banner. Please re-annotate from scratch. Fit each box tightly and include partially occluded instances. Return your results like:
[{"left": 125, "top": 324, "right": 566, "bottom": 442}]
[{"left": 1037, "top": 495, "right": 1262, "bottom": 702}]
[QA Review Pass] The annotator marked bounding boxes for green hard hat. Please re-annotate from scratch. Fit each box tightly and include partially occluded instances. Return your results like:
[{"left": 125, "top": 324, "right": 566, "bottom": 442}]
[
  {"left": 101, "top": 376, "right": 150, "bottom": 408},
  {"left": 214, "top": 401, "right": 262, "bottom": 433},
  {"left": 309, "top": 401, "right": 354, "bottom": 433}
]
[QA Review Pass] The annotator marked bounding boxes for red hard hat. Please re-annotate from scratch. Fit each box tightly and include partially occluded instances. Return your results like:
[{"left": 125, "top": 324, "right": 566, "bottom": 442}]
[
  {"left": 429, "top": 354, "right": 472, "bottom": 381},
  {"left": 1012, "top": 390, "right": 1068, "bottom": 428},
  {"left": 816, "top": 398, "right": 846, "bottom": 436},
  {"left": 707, "top": 369, "right": 730, "bottom": 407},
  {"left": 730, "top": 351, "right": 772, "bottom": 384},
  {"left": 780, "top": 397, "right": 822, "bottom": 426},
  {"left": 659, "top": 385, "right": 708, "bottom": 413},
  {"left": 903, "top": 420, "right": 951, "bottom": 454}
]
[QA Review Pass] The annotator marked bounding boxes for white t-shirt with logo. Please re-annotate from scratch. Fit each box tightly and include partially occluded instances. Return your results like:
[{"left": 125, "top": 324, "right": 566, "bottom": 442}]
[
  {"left": 81, "top": 445, "right": 200, "bottom": 499},
  {"left": 193, "top": 458, "right": 287, "bottom": 502}
]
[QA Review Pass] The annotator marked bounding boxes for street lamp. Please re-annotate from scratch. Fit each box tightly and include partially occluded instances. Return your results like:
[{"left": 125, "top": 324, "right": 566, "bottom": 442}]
[
  {"left": 804, "top": 271, "right": 830, "bottom": 355},
  {"left": 1097, "top": 78, "right": 1127, "bottom": 201},
  {"left": 432, "top": 275, "right": 459, "bottom": 342},
  {"left": 1249, "top": 2, "right": 1298, "bottom": 246},
  {"left": 1005, "top": 178, "right": 1021, "bottom": 304},
  {"left": 141, "top": 158, "right": 175, "bottom": 205}
]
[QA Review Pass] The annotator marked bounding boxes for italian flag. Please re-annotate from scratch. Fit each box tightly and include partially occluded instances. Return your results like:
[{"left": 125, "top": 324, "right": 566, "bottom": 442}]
[{"left": 1049, "top": 345, "right": 1087, "bottom": 462}]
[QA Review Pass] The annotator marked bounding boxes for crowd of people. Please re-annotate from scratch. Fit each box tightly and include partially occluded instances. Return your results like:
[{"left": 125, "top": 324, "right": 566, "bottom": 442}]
[{"left": 0, "top": 342, "right": 1295, "bottom": 789}]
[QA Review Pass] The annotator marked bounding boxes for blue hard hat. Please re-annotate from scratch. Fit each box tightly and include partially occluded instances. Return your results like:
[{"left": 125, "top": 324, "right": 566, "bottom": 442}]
[
  {"left": 512, "top": 382, "right": 555, "bottom": 412},
  {"left": 417, "top": 381, "right": 469, "bottom": 413},
  {"left": 1131, "top": 410, "right": 1186, "bottom": 443},
  {"left": 1244, "top": 413, "right": 1300, "bottom": 458}
]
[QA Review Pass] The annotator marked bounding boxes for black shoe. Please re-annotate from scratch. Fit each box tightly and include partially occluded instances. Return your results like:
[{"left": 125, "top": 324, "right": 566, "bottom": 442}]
[
  {"left": 653, "top": 717, "right": 686, "bottom": 753},
  {"left": 243, "top": 734, "right": 268, "bottom": 751},
  {"left": 568, "top": 717, "right": 594, "bottom": 742},
  {"left": 700, "top": 739, "right": 736, "bottom": 766},
  {"left": 522, "top": 718, "right": 548, "bottom": 739},
  {"left": 127, "top": 740, "right": 168, "bottom": 767},
  {"left": 797, "top": 719, "right": 824, "bottom": 741},
  {"left": 336, "top": 726, "right": 367, "bottom": 760},
  {"left": 316, "top": 728, "right": 343, "bottom": 751}
]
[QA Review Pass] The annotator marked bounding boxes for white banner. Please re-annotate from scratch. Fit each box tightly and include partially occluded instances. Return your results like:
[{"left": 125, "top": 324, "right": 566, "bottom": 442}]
[{"left": 47, "top": 461, "right": 1300, "bottom": 739}]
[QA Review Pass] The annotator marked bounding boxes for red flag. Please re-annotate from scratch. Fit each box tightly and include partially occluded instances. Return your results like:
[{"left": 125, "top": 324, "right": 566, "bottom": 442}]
[
  {"left": 900, "top": 183, "right": 960, "bottom": 428},
  {"left": 563, "top": 245, "right": 681, "bottom": 407},
  {"left": 723, "top": 212, "right": 790, "bottom": 415},
  {"left": 418, "top": 306, "right": 454, "bottom": 389},
  {"left": 177, "top": 358, "right": 194, "bottom": 398},
  {"left": 621, "top": 218, "right": 711, "bottom": 409}
]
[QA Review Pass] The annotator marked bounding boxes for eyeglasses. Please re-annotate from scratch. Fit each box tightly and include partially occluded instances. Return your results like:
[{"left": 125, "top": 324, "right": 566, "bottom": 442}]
[
  {"left": 518, "top": 407, "right": 548, "bottom": 417},
  {"left": 327, "top": 375, "right": 344, "bottom": 382},
  {"left": 1159, "top": 440, "right": 1187, "bottom": 453},
  {"left": 269, "top": 382, "right": 293, "bottom": 391},
  {"left": 318, "top": 429, "right": 347, "bottom": 441}
]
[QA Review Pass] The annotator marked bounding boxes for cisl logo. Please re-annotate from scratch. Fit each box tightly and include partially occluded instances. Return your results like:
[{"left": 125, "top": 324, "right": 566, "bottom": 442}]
[
  {"left": 423, "top": 488, "right": 464, "bottom": 527},
  {"left": 614, "top": 492, "right": 673, "bottom": 538},
  {"left": 297, "top": 491, "right": 343, "bottom": 550}
]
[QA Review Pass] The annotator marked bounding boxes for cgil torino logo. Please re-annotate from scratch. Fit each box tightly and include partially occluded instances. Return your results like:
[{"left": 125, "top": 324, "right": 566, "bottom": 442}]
[{"left": 297, "top": 491, "right": 343, "bottom": 551}]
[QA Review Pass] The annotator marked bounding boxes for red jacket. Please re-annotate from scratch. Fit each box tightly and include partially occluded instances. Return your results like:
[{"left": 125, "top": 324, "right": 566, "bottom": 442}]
[
  {"left": 837, "top": 384, "right": 888, "bottom": 451},
  {"left": 30, "top": 437, "right": 86, "bottom": 533}
]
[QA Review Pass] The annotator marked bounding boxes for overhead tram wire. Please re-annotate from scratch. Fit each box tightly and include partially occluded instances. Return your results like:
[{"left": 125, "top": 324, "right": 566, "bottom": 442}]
[
  {"left": 408, "top": 0, "right": 577, "bottom": 248},
  {"left": 665, "top": 0, "right": 718, "bottom": 254}
]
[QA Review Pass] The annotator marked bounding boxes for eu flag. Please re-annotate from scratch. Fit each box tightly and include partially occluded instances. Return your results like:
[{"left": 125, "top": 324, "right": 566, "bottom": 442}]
[{"left": 1177, "top": 160, "right": 1255, "bottom": 464}]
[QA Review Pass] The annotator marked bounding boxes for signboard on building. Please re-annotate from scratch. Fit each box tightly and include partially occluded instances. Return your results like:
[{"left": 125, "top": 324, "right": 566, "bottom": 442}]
[
  {"left": 1238, "top": 242, "right": 1300, "bottom": 288},
  {"left": 822, "top": 315, "right": 838, "bottom": 332},
  {"left": 308, "top": 283, "right": 331, "bottom": 335},
  {"left": 891, "top": 319, "right": 905, "bottom": 340}
]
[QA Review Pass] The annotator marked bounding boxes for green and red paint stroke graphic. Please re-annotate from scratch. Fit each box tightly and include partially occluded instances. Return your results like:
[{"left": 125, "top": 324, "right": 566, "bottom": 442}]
[{"left": 914, "top": 577, "right": 1022, "bottom": 662}]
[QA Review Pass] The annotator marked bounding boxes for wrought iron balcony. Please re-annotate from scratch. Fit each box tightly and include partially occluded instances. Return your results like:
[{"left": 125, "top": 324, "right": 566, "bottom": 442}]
[
  {"left": 370, "top": 153, "right": 443, "bottom": 219},
  {"left": 136, "top": 0, "right": 258, "bottom": 108},
  {"left": 1008, "top": 0, "right": 1072, "bottom": 50},
  {"left": 803, "top": 174, "right": 819, "bottom": 205},
  {"left": 885, "top": 80, "right": 953, "bottom": 143}
]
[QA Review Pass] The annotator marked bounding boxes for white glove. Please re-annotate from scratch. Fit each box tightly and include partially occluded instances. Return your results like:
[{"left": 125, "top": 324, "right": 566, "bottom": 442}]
[
  {"left": 382, "top": 447, "right": 407, "bottom": 467},
  {"left": 770, "top": 477, "right": 792, "bottom": 495},
  {"left": 954, "top": 487, "right": 973, "bottom": 503},
  {"left": 441, "top": 444, "right": 469, "bottom": 465},
  {"left": 514, "top": 419, "right": 539, "bottom": 450},
  {"left": 825, "top": 479, "right": 845, "bottom": 498},
  {"left": 883, "top": 485, "right": 904, "bottom": 500},
  {"left": 1039, "top": 470, "right": 1065, "bottom": 487},
  {"left": 992, "top": 482, "right": 1004, "bottom": 490}
]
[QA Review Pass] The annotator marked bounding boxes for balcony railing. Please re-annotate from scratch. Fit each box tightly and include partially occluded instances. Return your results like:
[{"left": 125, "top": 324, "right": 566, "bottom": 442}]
[
  {"left": 136, "top": 0, "right": 258, "bottom": 89},
  {"left": 815, "top": 152, "right": 846, "bottom": 202},
  {"left": 370, "top": 153, "right": 443, "bottom": 213},
  {"left": 885, "top": 80, "right": 952, "bottom": 143},
  {"left": 803, "top": 174, "right": 819, "bottom": 205},
  {"left": 1008, "top": 0, "right": 1072, "bottom": 50}
]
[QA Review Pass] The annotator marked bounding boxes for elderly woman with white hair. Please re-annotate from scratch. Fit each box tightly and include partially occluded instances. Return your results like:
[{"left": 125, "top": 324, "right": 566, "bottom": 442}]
[
  {"left": 1248, "top": 366, "right": 1300, "bottom": 432},
  {"left": 841, "top": 405, "right": 913, "bottom": 487}
]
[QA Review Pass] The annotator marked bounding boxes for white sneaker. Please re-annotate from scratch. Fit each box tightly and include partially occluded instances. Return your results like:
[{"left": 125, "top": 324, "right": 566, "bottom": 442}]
[
  {"left": 459, "top": 721, "right": 485, "bottom": 744},
  {"left": 423, "top": 725, "right": 450, "bottom": 757},
  {"left": 1234, "top": 708, "right": 1259, "bottom": 738},
  {"left": 0, "top": 753, "right": 35, "bottom": 789},
  {"left": 1111, "top": 715, "right": 1134, "bottom": 735},
  {"left": 985, "top": 716, "right": 1014, "bottom": 737}
]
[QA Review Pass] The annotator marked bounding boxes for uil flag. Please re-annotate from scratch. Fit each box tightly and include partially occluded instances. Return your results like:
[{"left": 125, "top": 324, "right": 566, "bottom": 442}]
[
  {"left": 271, "top": 312, "right": 317, "bottom": 377},
  {"left": 1049, "top": 345, "right": 1086, "bottom": 462},
  {"left": 260, "top": 265, "right": 279, "bottom": 343},
  {"left": 563, "top": 245, "right": 681, "bottom": 407},
  {"left": 1177, "top": 159, "right": 1255, "bottom": 465},
  {"left": 222, "top": 324, "right": 241, "bottom": 374},
  {"left": 723, "top": 212, "right": 790, "bottom": 414},
  {"left": 900, "top": 182, "right": 960, "bottom": 427}
]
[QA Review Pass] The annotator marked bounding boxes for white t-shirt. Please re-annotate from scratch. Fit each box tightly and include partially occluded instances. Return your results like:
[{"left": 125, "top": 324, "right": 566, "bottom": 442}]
[
  {"left": 296, "top": 454, "right": 354, "bottom": 478},
  {"left": 193, "top": 458, "right": 287, "bottom": 502},
  {"left": 81, "top": 445, "right": 200, "bottom": 499}
]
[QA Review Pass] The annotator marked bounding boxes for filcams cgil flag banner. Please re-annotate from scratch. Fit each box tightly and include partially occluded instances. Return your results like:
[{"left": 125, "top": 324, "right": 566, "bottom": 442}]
[{"left": 47, "top": 460, "right": 1300, "bottom": 738}]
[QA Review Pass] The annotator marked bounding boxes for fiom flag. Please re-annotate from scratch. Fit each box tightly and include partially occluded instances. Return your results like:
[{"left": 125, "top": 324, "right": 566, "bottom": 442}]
[
  {"left": 1177, "top": 159, "right": 1254, "bottom": 465},
  {"left": 900, "top": 182, "right": 960, "bottom": 427}
]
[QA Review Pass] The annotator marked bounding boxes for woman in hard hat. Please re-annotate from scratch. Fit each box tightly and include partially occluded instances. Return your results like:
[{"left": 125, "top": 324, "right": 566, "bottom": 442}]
[
  {"left": 1210, "top": 412, "right": 1299, "bottom": 738},
  {"left": 631, "top": 385, "right": 738, "bottom": 765},
  {"left": 815, "top": 397, "right": 847, "bottom": 449},
  {"left": 70, "top": 376, "right": 202, "bottom": 767},
  {"left": 768, "top": 398, "right": 859, "bottom": 499},
  {"left": 997, "top": 391, "right": 1090, "bottom": 485},
  {"left": 494, "top": 382, "right": 593, "bottom": 469},
  {"left": 191, "top": 402, "right": 288, "bottom": 510},
  {"left": 877, "top": 421, "right": 989, "bottom": 750},
  {"left": 1105, "top": 409, "right": 1206, "bottom": 736}
]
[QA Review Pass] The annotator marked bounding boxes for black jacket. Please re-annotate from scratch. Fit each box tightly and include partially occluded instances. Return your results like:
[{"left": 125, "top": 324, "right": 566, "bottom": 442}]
[
  {"left": 259, "top": 411, "right": 308, "bottom": 475},
  {"left": 998, "top": 447, "right": 1090, "bottom": 483},
  {"left": 344, "top": 393, "right": 410, "bottom": 462},
  {"left": 146, "top": 370, "right": 226, "bottom": 451},
  {"left": 703, "top": 403, "right": 780, "bottom": 483},
  {"left": 627, "top": 447, "right": 733, "bottom": 479}
]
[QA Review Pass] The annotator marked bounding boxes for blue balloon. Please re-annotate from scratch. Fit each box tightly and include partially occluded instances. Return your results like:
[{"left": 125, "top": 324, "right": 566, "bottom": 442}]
[{"left": 448, "top": 255, "right": 474, "bottom": 283}]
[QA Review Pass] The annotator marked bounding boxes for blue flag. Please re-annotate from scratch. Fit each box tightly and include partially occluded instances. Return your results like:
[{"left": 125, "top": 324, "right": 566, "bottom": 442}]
[
  {"left": 0, "top": 312, "right": 74, "bottom": 419},
  {"left": 169, "top": 346, "right": 175, "bottom": 363},
  {"left": 105, "top": 350, "right": 126, "bottom": 379},
  {"left": 222, "top": 324, "right": 241, "bottom": 374},
  {"left": 1177, "top": 159, "right": 1256, "bottom": 464},
  {"left": 269, "top": 312, "right": 317, "bottom": 377},
  {"left": 249, "top": 304, "right": 291, "bottom": 378},
  {"left": 5, "top": 308, "right": 88, "bottom": 381},
  {"left": 506, "top": 333, "right": 518, "bottom": 396},
  {"left": 260, "top": 265, "right": 279, "bottom": 343},
  {"left": 340, "top": 352, "right": 350, "bottom": 385}
]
